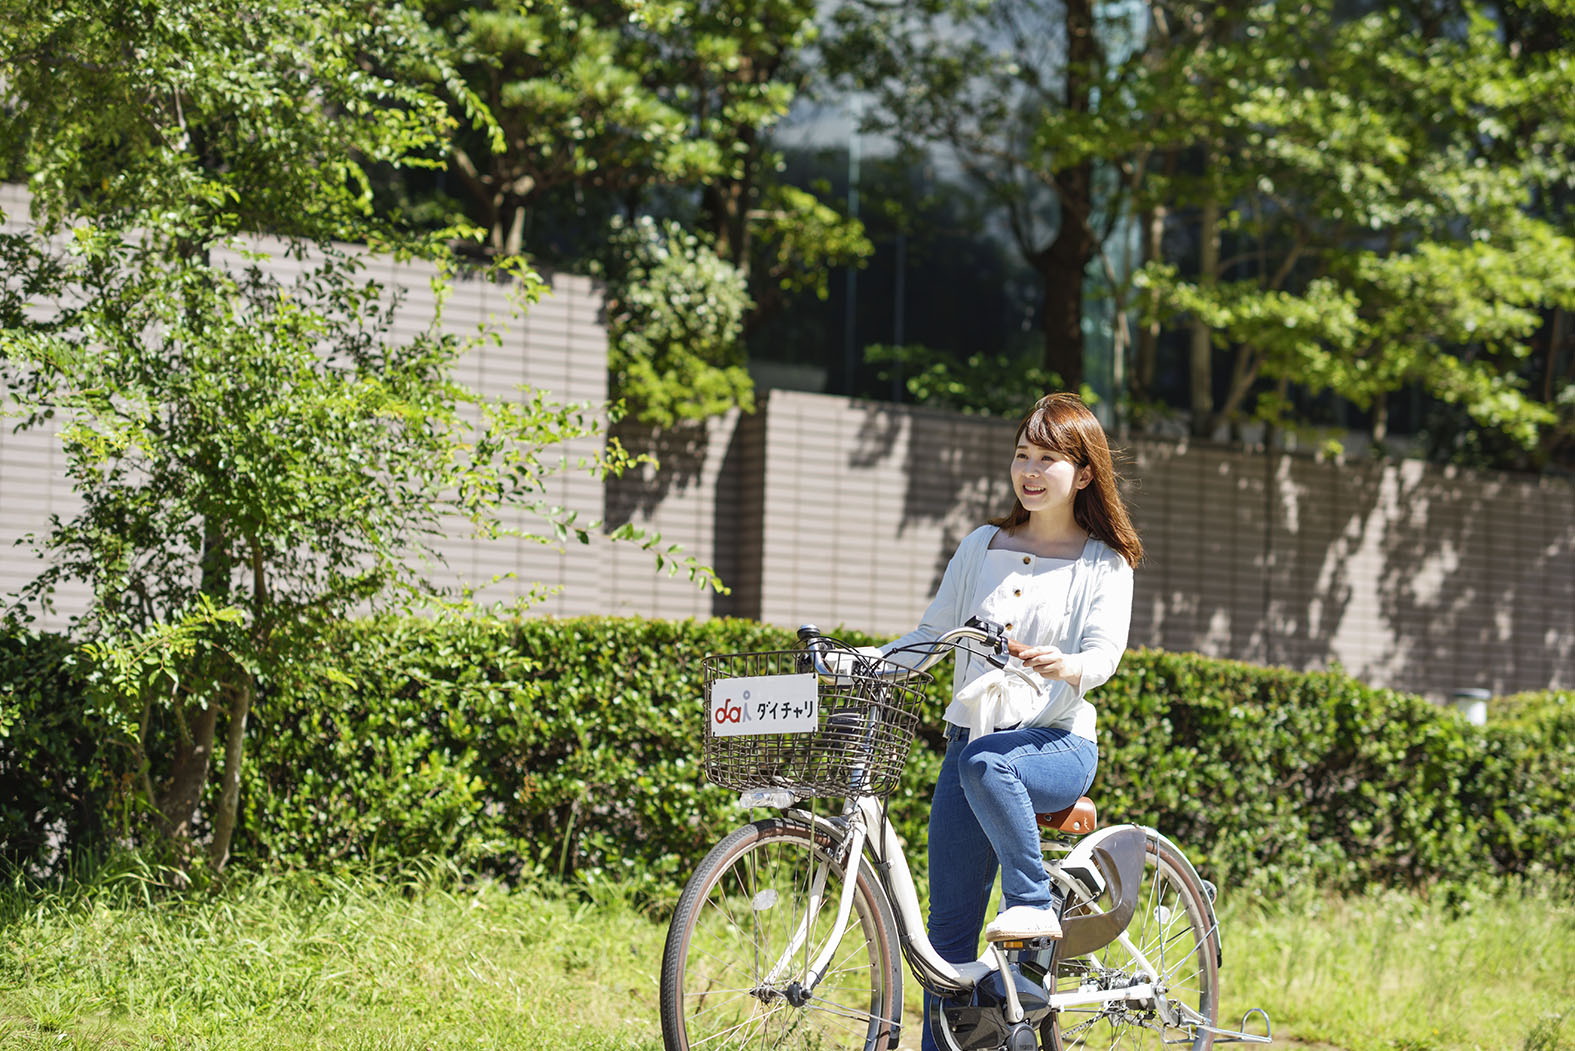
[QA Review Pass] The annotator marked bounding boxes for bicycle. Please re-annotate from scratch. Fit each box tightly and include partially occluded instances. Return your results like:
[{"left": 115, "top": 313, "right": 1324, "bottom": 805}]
[{"left": 659, "top": 621, "right": 1273, "bottom": 1051}]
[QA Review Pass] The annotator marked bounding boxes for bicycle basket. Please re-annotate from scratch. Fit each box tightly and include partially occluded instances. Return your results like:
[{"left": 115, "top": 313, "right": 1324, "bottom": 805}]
[{"left": 700, "top": 648, "right": 934, "bottom": 798}]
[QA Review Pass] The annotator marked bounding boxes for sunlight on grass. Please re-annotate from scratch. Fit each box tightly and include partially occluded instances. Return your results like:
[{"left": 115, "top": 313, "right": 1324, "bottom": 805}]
[
  {"left": 1, "top": 861, "right": 1571, "bottom": 1051},
  {"left": 1218, "top": 880, "right": 1575, "bottom": 1051},
  {"left": 0, "top": 861, "right": 667, "bottom": 1051}
]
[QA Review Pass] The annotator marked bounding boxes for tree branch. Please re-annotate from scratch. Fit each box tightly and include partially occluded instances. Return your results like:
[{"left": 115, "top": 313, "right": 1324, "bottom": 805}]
[{"left": 448, "top": 146, "right": 496, "bottom": 214}]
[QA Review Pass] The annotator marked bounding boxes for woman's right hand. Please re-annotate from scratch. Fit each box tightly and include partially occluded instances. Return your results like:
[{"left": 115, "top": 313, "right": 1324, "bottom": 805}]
[{"left": 1008, "top": 639, "right": 1084, "bottom": 688}]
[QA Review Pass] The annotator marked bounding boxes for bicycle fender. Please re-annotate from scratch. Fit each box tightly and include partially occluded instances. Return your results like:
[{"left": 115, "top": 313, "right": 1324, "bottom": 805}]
[
  {"left": 1056, "top": 825, "right": 1148, "bottom": 958},
  {"left": 1150, "top": 828, "right": 1224, "bottom": 969}
]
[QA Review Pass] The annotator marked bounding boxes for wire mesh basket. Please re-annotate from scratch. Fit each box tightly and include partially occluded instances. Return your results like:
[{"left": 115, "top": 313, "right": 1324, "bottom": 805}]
[{"left": 701, "top": 648, "right": 934, "bottom": 798}]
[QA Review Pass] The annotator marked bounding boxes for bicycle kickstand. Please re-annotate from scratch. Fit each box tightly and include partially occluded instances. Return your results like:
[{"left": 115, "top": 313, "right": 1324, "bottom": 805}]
[{"left": 1197, "top": 1007, "right": 1274, "bottom": 1044}]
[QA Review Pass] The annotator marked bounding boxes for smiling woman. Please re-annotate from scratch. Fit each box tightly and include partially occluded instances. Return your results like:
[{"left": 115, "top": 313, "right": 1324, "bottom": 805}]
[
  {"left": 868, "top": 391, "right": 1146, "bottom": 1051},
  {"left": 991, "top": 392, "right": 1144, "bottom": 569}
]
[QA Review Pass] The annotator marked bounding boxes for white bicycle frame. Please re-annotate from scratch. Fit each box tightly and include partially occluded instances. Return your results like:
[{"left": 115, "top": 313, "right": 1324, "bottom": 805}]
[
  {"left": 743, "top": 624, "right": 1266, "bottom": 1045},
  {"left": 750, "top": 790, "right": 1183, "bottom": 1027}
]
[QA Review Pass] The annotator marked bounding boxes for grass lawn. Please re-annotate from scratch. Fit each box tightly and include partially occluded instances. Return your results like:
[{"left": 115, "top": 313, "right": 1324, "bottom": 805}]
[{"left": 1, "top": 860, "right": 1571, "bottom": 1050}]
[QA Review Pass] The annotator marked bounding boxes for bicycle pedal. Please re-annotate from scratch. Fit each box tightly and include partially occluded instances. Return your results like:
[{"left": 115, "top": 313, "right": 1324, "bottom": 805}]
[{"left": 992, "top": 935, "right": 1059, "bottom": 951}]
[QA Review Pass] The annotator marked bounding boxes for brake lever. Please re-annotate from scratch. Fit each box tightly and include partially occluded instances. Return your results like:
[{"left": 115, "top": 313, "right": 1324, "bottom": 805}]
[
  {"left": 963, "top": 615, "right": 1012, "bottom": 669},
  {"left": 962, "top": 617, "right": 1045, "bottom": 693}
]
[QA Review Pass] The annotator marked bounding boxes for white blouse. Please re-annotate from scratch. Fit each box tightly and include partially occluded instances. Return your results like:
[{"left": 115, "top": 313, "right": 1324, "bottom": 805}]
[
  {"left": 954, "top": 550, "right": 1076, "bottom": 692},
  {"left": 880, "top": 525, "right": 1134, "bottom": 742}
]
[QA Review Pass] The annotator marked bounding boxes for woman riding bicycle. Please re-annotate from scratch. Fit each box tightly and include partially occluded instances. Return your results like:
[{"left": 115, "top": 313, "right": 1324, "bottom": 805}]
[{"left": 876, "top": 392, "right": 1143, "bottom": 1051}]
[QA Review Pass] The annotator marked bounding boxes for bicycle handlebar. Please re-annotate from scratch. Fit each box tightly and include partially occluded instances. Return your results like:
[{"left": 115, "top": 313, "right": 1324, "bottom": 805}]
[{"left": 795, "top": 620, "right": 1043, "bottom": 693}]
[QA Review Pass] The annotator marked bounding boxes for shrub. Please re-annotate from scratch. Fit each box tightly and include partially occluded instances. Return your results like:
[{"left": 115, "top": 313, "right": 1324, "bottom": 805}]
[
  {"left": 4, "top": 616, "right": 1572, "bottom": 900},
  {"left": 598, "top": 216, "right": 755, "bottom": 428},
  {"left": 1489, "top": 689, "right": 1575, "bottom": 729},
  {"left": 0, "top": 632, "right": 130, "bottom": 873}
]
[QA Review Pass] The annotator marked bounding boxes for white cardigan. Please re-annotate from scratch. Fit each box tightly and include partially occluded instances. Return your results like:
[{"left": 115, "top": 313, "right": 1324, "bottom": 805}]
[{"left": 879, "top": 524, "right": 1134, "bottom": 740}]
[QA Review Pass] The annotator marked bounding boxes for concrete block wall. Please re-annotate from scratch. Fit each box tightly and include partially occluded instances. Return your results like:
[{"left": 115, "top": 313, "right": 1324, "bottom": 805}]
[
  {"left": 0, "top": 184, "right": 614, "bottom": 622},
  {"left": 744, "top": 391, "right": 1574, "bottom": 701},
  {"left": 0, "top": 183, "right": 95, "bottom": 622},
  {"left": 423, "top": 267, "right": 612, "bottom": 615},
  {"left": 4, "top": 183, "right": 1571, "bottom": 699},
  {"left": 601, "top": 409, "right": 765, "bottom": 621},
  {"left": 752, "top": 394, "right": 1014, "bottom": 634}
]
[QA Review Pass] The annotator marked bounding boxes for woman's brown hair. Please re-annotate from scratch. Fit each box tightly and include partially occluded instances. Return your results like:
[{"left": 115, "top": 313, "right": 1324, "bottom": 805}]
[{"left": 990, "top": 393, "right": 1144, "bottom": 568}]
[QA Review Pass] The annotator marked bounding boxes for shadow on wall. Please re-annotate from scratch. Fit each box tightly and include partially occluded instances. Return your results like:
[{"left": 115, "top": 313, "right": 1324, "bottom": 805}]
[
  {"left": 1263, "top": 453, "right": 1385, "bottom": 673},
  {"left": 1137, "top": 444, "right": 1572, "bottom": 699},
  {"left": 584, "top": 388, "right": 1572, "bottom": 697},
  {"left": 1374, "top": 465, "right": 1572, "bottom": 697},
  {"left": 710, "top": 412, "right": 765, "bottom": 620},
  {"left": 850, "top": 400, "right": 1017, "bottom": 603},
  {"left": 604, "top": 418, "right": 713, "bottom": 528},
  {"left": 602, "top": 411, "right": 767, "bottom": 621},
  {"left": 1378, "top": 465, "right": 1491, "bottom": 692}
]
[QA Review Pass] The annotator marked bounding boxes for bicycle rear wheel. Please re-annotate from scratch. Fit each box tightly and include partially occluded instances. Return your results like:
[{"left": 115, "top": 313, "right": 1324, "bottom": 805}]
[
  {"left": 1043, "top": 834, "right": 1221, "bottom": 1050},
  {"left": 659, "top": 817, "right": 902, "bottom": 1051}
]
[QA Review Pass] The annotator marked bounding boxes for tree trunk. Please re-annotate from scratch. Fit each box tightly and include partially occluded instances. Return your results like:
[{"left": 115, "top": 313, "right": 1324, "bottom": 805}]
[
  {"left": 1543, "top": 307, "right": 1565, "bottom": 404},
  {"left": 1135, "top": 201, "right": 1166, "bottom": 401},
  {"left": 501, "top": 200, "right": 527, "bottom": 258},
  {"left": 1190, "top": 178, "right": 1221, "bottom": 437},
  {"left": 1040, "top": 228, "right": 1088, "bottom": 394},
  {"left": 158, "top": 701, "right": 220, "bottom": 841},
  {"left": 704, "top": 151, "right": 754, "bottom": 286},
  {"left": 156, "top": 513, "right": 231, "bottom": 845},
  {"left": 1041, "top": 0, "right": 1095, "bottom": 395},
  {"left": 209, "top": 678, "right": 254, "bottom": 871},
  {"left": 1210, "top": 340, "right": 1261, "bottom": 433}
]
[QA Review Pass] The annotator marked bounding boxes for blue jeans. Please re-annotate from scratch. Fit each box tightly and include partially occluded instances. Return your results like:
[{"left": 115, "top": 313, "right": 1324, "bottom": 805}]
[{"left": 921, "top": 724, "right": 1098, "bottom": 1051}]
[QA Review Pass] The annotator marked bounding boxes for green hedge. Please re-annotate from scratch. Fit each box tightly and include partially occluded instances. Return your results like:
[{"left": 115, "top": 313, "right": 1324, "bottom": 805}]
[
  {"left": 0, "top": 632, "right": 126, "bottom": 869},
  {"left": 1489, "top": 689, "right": 1575, "bottom": 729},
  {"left": 3, "top": 616, "right": 1572, "bottom": 898}
]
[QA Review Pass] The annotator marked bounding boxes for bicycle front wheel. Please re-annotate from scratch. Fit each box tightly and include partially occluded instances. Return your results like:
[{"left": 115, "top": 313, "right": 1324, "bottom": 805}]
[
  {"left": 1043, "top": 833, "right": 1221, "bottom": 1051},
  {"left": 659, "top": 817, "right": 902, "bottom": 1051}
]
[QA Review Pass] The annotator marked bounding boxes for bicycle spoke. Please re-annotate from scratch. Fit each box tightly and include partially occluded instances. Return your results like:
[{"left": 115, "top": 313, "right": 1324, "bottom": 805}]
[
  {"left": 685, "top": 988, "right": 761, "bottom": 1011},
  {"left": 696, "top": 913, "right": 781, "bottom": 970},
  {"left": 822, "top": 937, "right": 875, "bottom": 982},
  {"left": 687, "top": 1007, "right": 774, "bottom": 1050},
  {"left": 1159, "top": 961, "right": 1204, "bottom": 991},
  {"left": 746, "top": 847, "right": 769, "bottom": 981},
  {"left": 664, "top": 821, "right": 894, "bottom": 1051},
  {"left": 811, "top": 999, "right": 881, "bottom": 1045},
  {"left": 1045, "top": 840, "right": 1217, "bottom": 1051},
  {"left": 713, "top": 864, "right": 757, "bottom": 980},
  {"left": 804, "top": 993, "right": 891, "bottom": 1026}
]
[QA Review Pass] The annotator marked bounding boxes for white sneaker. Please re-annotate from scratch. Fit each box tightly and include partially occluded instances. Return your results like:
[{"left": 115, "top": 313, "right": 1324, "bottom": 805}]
[{"left": 984, "top": 904, "right": 1063, "bottom": 942}]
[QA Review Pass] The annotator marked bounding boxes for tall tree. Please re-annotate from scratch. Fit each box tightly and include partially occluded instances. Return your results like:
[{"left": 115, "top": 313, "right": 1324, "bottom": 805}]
[
  {"left": 644, "top": 0, "right": 869, "bottom": 327},
  {"left": 411, "top": 0, "right": 704, "bottom": 258},
  {"left": 0, "top": 0, "right": 711, "bottom": 870},
  {"left": 1137, "top": 0, "right": 1575, "bottom": 449},
  {"left": 403, "top": 0, "right": 869, "bottom": 421},
  {"left": 827, "top": 0, "right": 1149, "bottom": 393}
]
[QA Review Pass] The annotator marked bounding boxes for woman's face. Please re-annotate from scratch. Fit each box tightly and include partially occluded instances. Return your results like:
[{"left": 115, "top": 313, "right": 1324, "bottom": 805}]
[{"left": 1011, "top": 439, "right": 1090, "bottom": 516}]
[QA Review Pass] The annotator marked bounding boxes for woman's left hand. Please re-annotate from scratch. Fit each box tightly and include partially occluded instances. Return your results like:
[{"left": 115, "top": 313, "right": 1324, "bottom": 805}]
[{"left": 1007, "top": 640, "right": 1084, "bottom": 688}]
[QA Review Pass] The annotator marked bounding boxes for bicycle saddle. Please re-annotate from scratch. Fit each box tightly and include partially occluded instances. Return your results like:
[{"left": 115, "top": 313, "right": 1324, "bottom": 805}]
[{"left": 1035, "top": 796, "right": 1097, "bottom": 835}]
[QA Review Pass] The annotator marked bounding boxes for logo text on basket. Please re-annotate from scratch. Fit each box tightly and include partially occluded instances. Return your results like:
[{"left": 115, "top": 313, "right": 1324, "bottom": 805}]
[{"left": 710, "top": 674, "right": 818, "bottom": 737}]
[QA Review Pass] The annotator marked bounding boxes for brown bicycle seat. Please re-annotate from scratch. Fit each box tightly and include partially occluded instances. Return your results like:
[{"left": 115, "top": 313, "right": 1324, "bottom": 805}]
[{"left": 1036, "top": 796, "right": 1098, "bottom": 836}]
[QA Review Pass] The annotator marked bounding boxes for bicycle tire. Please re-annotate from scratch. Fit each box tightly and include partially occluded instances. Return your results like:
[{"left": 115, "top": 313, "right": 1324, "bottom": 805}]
[
  {"left": 660, "top": 817, "right": 902, "bottom": 1051},
  {"left": 1043, "top": 833, "right": 1221, "bottom": 1051}
]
